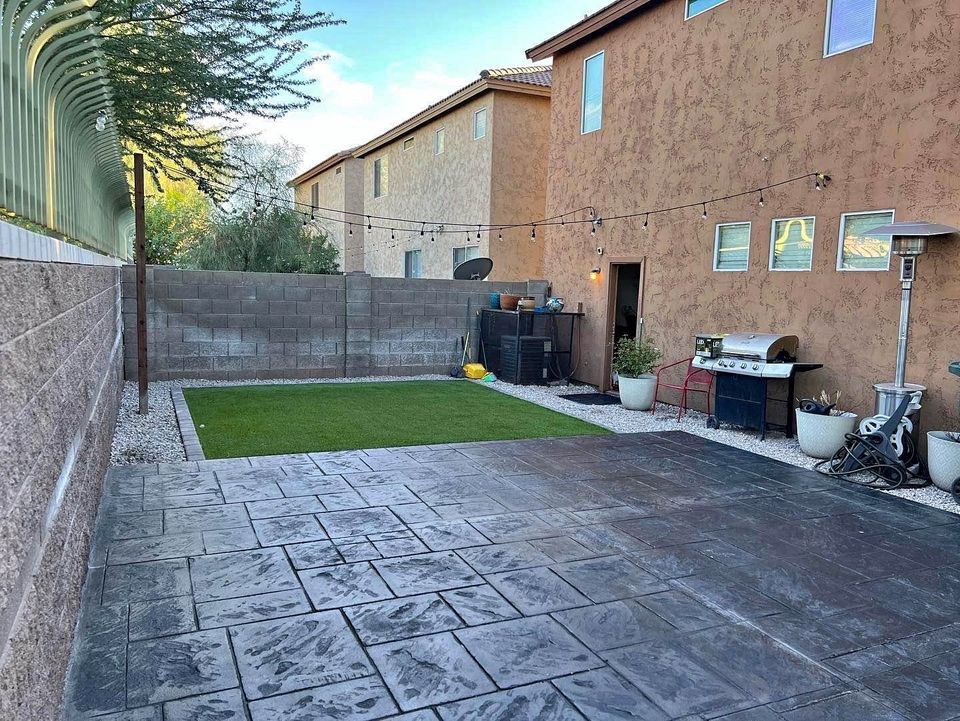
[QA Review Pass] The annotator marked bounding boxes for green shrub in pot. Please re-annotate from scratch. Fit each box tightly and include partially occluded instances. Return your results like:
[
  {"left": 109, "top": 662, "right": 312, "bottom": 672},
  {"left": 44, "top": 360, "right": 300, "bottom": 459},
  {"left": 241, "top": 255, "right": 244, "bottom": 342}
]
[{"left": 613, "top": 336, "right": 663, "bottom": 411}]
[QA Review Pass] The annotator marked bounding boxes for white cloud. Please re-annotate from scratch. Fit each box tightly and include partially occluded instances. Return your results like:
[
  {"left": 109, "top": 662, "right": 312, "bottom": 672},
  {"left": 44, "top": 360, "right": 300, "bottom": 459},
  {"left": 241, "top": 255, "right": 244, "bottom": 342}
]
[{"left": 240, "top": 47, "right": 471, "bottom": 173}]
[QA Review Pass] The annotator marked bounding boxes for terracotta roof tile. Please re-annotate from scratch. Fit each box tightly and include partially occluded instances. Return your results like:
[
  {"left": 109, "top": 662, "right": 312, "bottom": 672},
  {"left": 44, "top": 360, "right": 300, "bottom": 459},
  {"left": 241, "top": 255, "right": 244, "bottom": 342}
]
[{"left": 480, "top": 66, "right": 553, "bottom": 87}]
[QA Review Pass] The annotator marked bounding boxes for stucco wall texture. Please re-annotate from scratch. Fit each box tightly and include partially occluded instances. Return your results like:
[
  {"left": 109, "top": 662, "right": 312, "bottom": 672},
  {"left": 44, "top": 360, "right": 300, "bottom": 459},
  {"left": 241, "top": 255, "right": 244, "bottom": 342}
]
[
  {"left": 292, "top": 157, "right": 366, "bottom": 273},
  {"left": 359, "top": 89, "right": 551, "bottom": 282},
  {"left": 541, "top": 0, "right": 960, "bottom": 428},
  {"left": 0, "top": 258, "right": 122, "bottom": 720}
]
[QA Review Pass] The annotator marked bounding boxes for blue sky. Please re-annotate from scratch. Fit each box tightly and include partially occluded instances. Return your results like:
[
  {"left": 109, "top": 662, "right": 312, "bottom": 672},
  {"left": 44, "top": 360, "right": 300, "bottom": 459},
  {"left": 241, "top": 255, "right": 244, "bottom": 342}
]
[{"left": 247, "top": 0, "right": 603, "bottom": 171}]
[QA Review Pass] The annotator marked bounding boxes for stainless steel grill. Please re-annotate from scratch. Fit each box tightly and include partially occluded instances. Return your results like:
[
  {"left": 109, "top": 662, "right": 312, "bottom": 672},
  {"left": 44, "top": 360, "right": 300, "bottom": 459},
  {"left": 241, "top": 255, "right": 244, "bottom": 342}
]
[{"left": 693, "top": 332, "right": 799, "bottom": 378}]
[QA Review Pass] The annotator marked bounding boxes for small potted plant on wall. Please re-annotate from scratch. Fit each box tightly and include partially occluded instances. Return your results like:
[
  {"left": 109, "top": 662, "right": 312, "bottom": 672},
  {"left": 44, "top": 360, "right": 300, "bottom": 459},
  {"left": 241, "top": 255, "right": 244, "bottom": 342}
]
[
  {"left": 927, "top": 431, "right": 960, "bottom": 494},
  {"left": 796, "top": 391, "right": 859, "bottom": 459},
  {"left": 613, "top": 335, "right": 663, "bottom": 411}
]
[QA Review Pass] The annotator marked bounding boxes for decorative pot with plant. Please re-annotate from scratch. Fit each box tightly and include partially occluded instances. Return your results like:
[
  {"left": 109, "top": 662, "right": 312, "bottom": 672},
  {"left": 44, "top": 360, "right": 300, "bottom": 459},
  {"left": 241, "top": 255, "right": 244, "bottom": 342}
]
[
  {"left": 613, "top": 335, "right": 663, "bottom": 411},
  {"left": 926, "top": 431, "right": 960, "bottom": 492},
  {"left": 796, "top": 390, "right": 858, "bottom": 459}
]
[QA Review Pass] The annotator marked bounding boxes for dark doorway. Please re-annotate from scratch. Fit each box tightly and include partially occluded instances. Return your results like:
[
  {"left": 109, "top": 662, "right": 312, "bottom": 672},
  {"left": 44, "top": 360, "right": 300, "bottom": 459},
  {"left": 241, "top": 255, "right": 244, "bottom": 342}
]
[{"left": 604, "top": 262, "right": 644, "bottom": 390}]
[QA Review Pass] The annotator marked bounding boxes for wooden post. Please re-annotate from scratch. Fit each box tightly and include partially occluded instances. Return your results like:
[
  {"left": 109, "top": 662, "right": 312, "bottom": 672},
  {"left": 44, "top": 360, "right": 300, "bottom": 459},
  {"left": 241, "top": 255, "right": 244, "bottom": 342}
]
[{"left": 134, "top": 152, "right": 148, "bottom": 414}]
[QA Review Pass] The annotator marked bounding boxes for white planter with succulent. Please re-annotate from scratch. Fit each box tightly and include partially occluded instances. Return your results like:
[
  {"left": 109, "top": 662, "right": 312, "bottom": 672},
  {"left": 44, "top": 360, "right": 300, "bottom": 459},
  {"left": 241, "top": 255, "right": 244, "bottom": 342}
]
[
  {"left": 613, "top": 335, "right": 663, "bottom": 411},
  {"left": 796, "top": 391, "right": 858, "bottom": 460},
  {"left": 926, "top": 431, "right": 960, "bottom": 492}
]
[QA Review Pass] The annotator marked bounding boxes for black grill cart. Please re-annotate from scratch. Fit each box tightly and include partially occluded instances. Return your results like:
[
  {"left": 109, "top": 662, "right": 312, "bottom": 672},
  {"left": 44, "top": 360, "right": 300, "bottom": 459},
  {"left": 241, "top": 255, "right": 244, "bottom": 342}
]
[{"left": 479, "top": 309, "right": 583, "bottom": 385}]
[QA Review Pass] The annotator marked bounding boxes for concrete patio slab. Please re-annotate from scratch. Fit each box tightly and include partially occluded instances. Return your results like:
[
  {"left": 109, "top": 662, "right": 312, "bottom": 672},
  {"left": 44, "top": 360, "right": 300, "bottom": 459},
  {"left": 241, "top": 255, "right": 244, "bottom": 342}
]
[{"left": 63, "top": 431, "right": 960, "bottom": 720}]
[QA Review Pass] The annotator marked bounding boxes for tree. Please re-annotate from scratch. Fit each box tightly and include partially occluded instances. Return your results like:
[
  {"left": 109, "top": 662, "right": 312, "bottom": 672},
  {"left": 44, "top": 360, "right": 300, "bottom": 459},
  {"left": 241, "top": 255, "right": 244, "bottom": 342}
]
[
  {"left": 97, "top": 0, "right": 342, "bottom": 190},
  {"left": 144, "top": 178, "right": 213, "bottom": 264}
]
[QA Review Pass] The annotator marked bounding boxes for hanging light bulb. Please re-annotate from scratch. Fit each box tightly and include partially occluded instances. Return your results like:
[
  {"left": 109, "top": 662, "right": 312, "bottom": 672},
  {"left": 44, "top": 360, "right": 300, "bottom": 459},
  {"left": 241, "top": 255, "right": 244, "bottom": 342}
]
[
  {"left": 590, "top": 223, "right": 596, "bottom": 237},
  {"left": 420, "top": 223, "right": 425, "bottom": 237},
  {"left": 497, "top": 230, "right": 503, "bottom": 241},
  {"left": 349, "top": 223, "right": 353, "bottom": 236},
  {"left": 254, "top": 193, "right": 261, "bottom": 210},
  {"left": 758, "top": 190, "right": 765, "bottom": 207},
  {"left": 391, "top": 229, "right": 395, "bottom": 241},
  {"left": 643, "top": 213, "right": 649, "bottom": 230},
  {"left": 367, "top": 216, "right": 372, "bottom": 230},
  {"left": 302, "top": 215, "right": 308, "bottom": 227},
  {"left": 530, "top": 225, "right": 536, "bottom": 240},
  {"left": 476, "top": 226, "right": 481, "bottom": 240},
  {"left": 701, "top": 203, "right": 708, "bottom": 220}
]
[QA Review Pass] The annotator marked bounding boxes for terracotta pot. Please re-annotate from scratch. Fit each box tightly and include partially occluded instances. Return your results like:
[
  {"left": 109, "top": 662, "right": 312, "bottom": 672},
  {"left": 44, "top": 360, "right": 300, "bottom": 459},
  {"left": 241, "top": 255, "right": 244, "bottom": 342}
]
[{"left": 500, "top": 294, "right": 520, "bottom": 311}]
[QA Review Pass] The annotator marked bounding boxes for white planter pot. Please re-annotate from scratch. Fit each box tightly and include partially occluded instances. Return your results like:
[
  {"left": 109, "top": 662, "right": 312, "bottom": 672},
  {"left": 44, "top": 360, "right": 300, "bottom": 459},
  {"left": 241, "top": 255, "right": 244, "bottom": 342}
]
[
  {"left": 927, "top": 431, "right": 960, "bottom": 492},
  {"left": 618, "top": 374, "right": 656, "bottom": 411},
  {"left": 796, "top": 410, "right": 858, "bottom": 459}
]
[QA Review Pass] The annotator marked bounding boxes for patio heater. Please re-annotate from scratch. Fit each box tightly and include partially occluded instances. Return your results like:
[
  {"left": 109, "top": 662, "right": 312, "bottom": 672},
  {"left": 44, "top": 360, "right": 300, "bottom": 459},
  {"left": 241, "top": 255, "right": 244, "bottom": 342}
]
[{"left": 864, "top": 221, "right": 958, "bottom": 422}]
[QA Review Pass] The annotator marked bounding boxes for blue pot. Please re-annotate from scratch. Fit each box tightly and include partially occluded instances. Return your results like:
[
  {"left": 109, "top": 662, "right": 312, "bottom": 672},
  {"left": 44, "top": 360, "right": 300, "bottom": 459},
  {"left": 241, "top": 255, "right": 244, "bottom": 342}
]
[{"left": 489, "top": 292, "right": 501, "bottom": 309}]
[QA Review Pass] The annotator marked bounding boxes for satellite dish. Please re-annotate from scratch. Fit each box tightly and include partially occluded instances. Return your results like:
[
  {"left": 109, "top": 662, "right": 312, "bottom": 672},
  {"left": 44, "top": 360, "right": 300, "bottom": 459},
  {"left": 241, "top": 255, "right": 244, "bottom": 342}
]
[{"left": 454, "top": 257, "right": 494, "bottom": 281}]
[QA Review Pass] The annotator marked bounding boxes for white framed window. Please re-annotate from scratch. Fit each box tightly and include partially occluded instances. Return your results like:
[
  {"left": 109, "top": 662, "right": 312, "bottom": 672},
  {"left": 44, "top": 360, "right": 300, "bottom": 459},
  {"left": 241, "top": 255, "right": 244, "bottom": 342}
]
[
  {"left": 335, "top": 166, "right": 342, "bottom": 175},
  {"left": 404, "top": 250, "right": 422, "bottom": 278},
  {"left": 434, "top": 128, "right": 445, "bottom": 155},
  {"left": 373, "top": 156, "right": 388, "bottom": 198},
  {"left": 473, "top": 108, "right": 487, "bottom": 140},
  {"left": 580, "top": 51, "right": 604, "bottom": 134},
  {"left": 402, "top": 136, "right": 415, "bottom": 151},
  {"left": 770, "top": 216, "right": 816, "bottom": 271},
  {"left": 452, "top": 245, "right": 480, "bottom": 275},
  {"left": 685, "top": 0, "right": 728, "bottom": 19},
  {"left": 824, "top": 0, "right": 877, "bottom": 57},
  {"left": 836, "top": 209, "right": 894, "bottom": 271},
  {"left": 713, "top": 222, "right": 751, "bottom": 271}
]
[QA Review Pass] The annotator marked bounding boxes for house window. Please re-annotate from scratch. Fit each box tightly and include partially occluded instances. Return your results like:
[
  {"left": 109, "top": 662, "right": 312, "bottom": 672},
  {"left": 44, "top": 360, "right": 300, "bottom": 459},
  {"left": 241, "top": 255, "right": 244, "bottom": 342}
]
[
  {"left": 434, "top": 128, "right": 445, "bottom": 155},
  {"left": 373, "top": 156, "right": 387, "bottom": 198},
  {"left": 686, "top": 0, "right": 728, "bottom": 19},
  {"left": 825, "top": 0, "right": 877, "bottom": 56},
  {"left": 713, "top": 222, "right": 751, "bottom": 271},
  {"left": 837, "top": 210, "right": 894, "bottom": 270},
  {"left": 310, "top": 182, "right": 319, "bottom": 209},
  {"left": 335, "top": 166, "right": 342, "bottom": 175},
  {"left": 581, "top": 51, "right": 604, "bottom": 134},
  {"left": 404, "top": 250, "right": 422, "bottom": 278},
  {"left": 474, "top": 108, "right": 487, "bottom": 140},
  {"left": 770, "top": 217, "right": 816, "bottom": 271},
  {"left": 403, "top": 137, "right": 415, "bottom": 151},
  {"left": 452, "top": 245, "right": 480, "bottom": 274}
]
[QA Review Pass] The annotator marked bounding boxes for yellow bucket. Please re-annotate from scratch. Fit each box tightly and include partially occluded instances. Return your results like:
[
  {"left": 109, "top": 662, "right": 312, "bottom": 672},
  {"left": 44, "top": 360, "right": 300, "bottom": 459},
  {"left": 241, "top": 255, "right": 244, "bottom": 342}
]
[{"left": 463, "top": 363, "right": 487, "bottom": 379}]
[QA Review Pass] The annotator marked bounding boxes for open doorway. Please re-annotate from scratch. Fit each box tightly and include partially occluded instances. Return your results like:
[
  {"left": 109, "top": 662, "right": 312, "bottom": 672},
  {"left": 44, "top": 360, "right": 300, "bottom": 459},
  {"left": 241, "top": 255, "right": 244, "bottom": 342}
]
[{"left": 601, "top": 260, "right": 645, "bottom": 391}]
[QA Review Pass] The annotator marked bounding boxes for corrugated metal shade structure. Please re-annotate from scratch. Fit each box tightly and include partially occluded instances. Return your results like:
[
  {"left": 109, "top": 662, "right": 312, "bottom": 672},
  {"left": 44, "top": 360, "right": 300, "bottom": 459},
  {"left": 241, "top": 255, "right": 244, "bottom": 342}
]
[{"left": 1, "top": 0, "right": 132, "bottom": 258}]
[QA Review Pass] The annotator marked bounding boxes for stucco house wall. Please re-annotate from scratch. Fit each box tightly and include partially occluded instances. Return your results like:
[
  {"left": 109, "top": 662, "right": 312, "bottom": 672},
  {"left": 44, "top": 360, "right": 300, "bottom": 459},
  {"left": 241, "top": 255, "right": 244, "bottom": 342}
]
[
  {"left": 535, "top": 0, "right": 960, "bottom": 427},
  {"left": 361, "top": 93, "right": 495, "bottom": 280},
  {"left": 292, "top": 157, "right": 365, "bottom": 273},
  {"left": 489, "top": 92, "right": 549, "bottom": 283}
]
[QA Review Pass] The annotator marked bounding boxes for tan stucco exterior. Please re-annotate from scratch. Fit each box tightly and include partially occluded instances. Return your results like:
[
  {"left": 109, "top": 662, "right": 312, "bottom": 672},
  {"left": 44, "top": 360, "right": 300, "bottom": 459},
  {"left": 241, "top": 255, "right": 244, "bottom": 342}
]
[
  {"left": 355, "top": 85, "right": 551, "bottom": 281},
  {"left": 535, "top": 0, "right": 960, "bottom": 428},
  {"left": 292, "top": 156, "right": 365, "bottom": 272}
]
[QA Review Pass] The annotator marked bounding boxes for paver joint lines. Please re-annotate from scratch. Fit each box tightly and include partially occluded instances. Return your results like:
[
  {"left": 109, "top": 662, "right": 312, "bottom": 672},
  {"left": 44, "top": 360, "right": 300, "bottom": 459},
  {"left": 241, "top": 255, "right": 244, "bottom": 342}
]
[{"left": 69, "top": 431, "right": 960, "bottom": 720}]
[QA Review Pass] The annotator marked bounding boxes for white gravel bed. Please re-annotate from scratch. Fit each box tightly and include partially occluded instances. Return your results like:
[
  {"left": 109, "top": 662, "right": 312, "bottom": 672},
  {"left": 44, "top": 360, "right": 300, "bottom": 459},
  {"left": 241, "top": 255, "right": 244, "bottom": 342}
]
[
  {"left": 482, "top": 380, "right": 960, "bottom": 515},
  {"left": 109, "top": 374, "right": 958, "bottom": 514},
  {"left": 109, "top": 374, "right": 455, "bottom": 466}
]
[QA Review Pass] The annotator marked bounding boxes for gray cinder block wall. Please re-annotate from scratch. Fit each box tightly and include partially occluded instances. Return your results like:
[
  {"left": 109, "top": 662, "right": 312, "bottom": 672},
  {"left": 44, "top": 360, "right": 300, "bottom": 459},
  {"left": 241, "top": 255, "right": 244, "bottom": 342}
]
[
  {"left": 121, "top": 266, "right": 549, "bottom": 380},
  {"left": 0, "top": 229, "right": 123, "bottom": 720}
]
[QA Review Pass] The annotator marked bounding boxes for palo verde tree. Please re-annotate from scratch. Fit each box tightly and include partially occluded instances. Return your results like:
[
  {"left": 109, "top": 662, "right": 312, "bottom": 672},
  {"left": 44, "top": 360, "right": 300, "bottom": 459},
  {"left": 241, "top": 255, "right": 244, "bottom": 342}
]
[{"left": 97, "top": 0, "right": 342, "bottom": 191}]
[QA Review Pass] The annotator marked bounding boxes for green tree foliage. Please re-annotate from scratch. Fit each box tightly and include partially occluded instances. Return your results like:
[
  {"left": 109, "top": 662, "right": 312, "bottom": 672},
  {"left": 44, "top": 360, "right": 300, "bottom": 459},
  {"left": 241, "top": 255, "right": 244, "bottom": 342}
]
[
  {"left": 183, "top": 206, "right": 339, "bottom": 274},
  {"left": 98, "top": 0, "right": 342, "bottom": 189},
  {"left": 144, "top": 180, "right": 213, "bottom": 264}
]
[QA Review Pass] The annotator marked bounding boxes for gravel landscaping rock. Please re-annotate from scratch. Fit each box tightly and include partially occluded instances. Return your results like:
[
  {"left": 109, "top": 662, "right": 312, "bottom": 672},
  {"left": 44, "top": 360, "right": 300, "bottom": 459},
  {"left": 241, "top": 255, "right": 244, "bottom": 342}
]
[{"left": 109, "top": 375, "right": 958, "bottom": 514}]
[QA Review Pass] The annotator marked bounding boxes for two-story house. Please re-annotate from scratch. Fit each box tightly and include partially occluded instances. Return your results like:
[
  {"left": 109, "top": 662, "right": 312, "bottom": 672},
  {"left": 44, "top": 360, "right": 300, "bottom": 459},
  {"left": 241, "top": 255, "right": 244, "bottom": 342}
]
[{"left": 527, "top": 0, "right": 960, "bottom": 425}]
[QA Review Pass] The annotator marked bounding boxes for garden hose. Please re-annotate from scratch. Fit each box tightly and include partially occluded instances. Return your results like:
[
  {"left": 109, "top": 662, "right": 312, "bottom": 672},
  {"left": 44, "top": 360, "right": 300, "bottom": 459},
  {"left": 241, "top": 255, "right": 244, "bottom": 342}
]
[{"left": 814, "top": 431, "right": 929, "bottom": 490}]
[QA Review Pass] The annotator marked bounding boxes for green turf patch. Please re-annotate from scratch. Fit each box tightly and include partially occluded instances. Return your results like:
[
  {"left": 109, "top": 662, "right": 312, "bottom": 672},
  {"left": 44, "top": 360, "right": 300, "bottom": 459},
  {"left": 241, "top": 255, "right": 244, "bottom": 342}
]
[{"left": 182, "top": 380, "right": 610, "bottom": 458}]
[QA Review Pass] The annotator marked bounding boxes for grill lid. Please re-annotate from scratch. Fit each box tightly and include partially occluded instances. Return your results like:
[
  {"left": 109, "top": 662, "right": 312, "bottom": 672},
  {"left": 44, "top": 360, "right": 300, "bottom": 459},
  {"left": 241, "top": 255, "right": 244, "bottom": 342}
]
[{"left": 719, "top": 333, "right": 798, "bottom": 361}]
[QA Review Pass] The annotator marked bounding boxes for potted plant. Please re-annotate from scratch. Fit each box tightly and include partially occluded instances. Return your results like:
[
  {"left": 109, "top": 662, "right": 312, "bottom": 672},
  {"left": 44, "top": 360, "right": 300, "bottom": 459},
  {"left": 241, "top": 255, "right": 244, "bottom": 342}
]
[
  {"left": 795, "top": 391, "right": 858, "bottom": 459},
  {"left": 613, "top": 335, "right": 663, "bottom": 411},
  {"left": 927, "top": 431, "right": 960, "bottom": 492}
]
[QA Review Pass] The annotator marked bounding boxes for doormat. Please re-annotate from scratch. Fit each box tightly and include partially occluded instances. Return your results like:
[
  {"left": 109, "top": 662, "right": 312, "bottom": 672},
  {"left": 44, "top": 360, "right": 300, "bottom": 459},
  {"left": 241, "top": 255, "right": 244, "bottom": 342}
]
[{"left": 559, "top": 393, "right": 621, "bottom": 406}]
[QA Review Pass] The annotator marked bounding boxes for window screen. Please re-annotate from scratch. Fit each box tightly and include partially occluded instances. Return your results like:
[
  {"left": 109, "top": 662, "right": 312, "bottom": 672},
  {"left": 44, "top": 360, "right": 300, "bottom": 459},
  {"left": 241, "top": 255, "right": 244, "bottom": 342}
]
[
  {"left": 714, "top": 223, "right": 750, "bottom": 271},
  {"left": 404, "top": 250, "right": 422, "bottom": 278},
  {"left": 434, "top": 128, "right": 445, "bottom": 155},
  {"left": 770, "top": 217, "right": 816, "bottom": 271},
  {"left": 373, "top": 157, "right": 387, "bottom": 198},
  {"left": 825, "top": 0, "right": 877, "bottom": 55},
  {"left": 838, "top": 211, "right": 893, "bottom": 270},
  {"left": 686, "top": 0, "right": 727, "bottom": 19},
  {"left": 581, "top": 52, "right": 604, "bottom": 134},
  {"left": 453, "top": 245, "right": 479, "bottom": 274},
  {"left": 474, "top": 108, "right": 487, "bottom": 140}
]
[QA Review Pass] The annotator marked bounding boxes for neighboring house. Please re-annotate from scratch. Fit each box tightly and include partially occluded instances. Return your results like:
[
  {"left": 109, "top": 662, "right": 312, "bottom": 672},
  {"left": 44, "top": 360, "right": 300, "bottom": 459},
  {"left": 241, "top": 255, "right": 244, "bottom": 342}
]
[
  {"left": 289, "top": 149, "right": 365, "bottom": 272},
  {"left": 527, "top": 0, "right": 960, "bottom": 425},
  {"left": 352, "top": 67, "right": 552, "bottom": 281}
]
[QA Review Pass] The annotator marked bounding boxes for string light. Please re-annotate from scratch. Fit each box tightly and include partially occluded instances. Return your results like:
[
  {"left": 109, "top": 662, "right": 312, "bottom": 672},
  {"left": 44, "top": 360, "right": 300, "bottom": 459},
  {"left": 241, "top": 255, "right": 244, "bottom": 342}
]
[
  {"left": 643, "top": 213, "right": 649, "bottom": 230},
  {"left": 391, "top": 229, "right": 395, "bottom": 241},
  {"left": 367, "top": 216, "right": 372, "bottom": 230},
  {"left": 701, "top": 203, "right": 708, "bottom": 220},
  {"left": 498, "top": 231, "right": 503, "bottom": 241},
  {"left": 530, "top": 225, "right": 536, "bottom": 240},
  {"left": 476, "top": 225, "right": 481, "bottom": 240},
  {"left": 349, "top": 223, "right": 353, "bottom": 236},
  {"left": 420, "top": 223, "right": 425, "bottom": 236},
  {"left": 758, "top": 190, "right": 764, "bottom": 207}
]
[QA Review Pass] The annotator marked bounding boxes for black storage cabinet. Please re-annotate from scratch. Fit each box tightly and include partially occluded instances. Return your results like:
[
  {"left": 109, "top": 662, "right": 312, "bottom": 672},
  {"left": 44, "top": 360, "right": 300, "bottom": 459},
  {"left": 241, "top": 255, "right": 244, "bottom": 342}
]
[{"left": 479, "top": 309, "right": 582, "bottom": 385}]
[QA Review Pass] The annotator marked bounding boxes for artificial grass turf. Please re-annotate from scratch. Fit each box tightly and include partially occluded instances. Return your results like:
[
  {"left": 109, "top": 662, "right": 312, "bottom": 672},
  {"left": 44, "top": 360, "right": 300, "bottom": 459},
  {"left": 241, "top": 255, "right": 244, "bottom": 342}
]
[{"left": 182, "top": 380, "right": 610, "bottom": 458}]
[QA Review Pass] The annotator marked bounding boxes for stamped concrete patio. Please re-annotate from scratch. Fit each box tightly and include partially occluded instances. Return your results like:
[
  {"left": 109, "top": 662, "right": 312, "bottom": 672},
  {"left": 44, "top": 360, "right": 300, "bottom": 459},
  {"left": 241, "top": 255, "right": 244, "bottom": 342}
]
[{"left": 64, "top": 431, "right": 960, "bottom": 721}]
